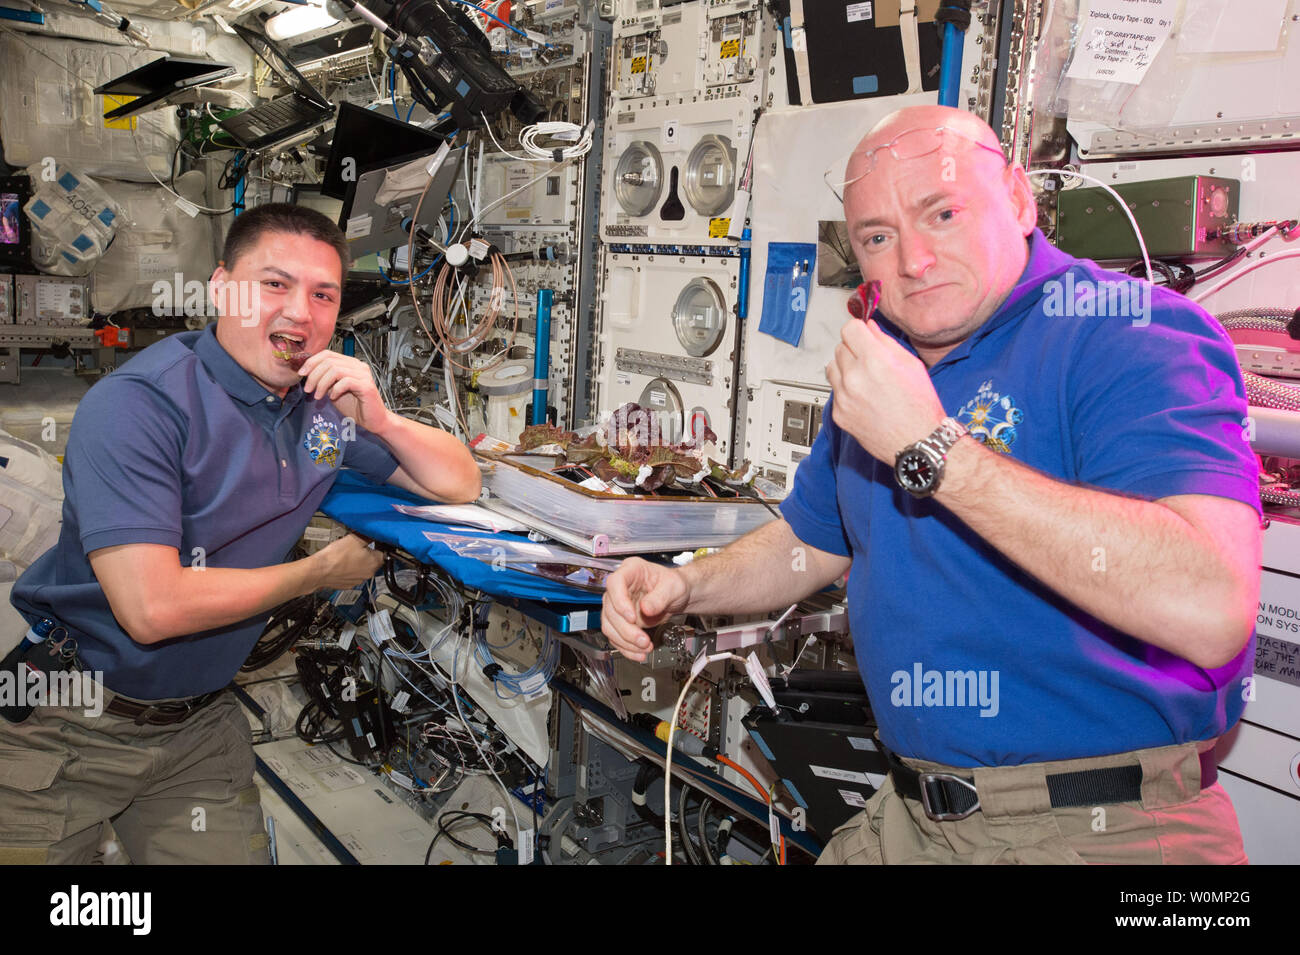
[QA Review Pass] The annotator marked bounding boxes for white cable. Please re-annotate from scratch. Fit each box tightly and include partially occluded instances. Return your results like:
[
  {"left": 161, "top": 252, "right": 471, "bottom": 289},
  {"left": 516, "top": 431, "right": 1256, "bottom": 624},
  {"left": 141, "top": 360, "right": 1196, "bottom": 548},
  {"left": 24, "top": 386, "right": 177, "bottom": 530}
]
[
  {"left": 480, "top": 114, "right": 538, "bottom": 162},
  {"left": 664, "top": 651, "right": 746, "bottom": 866},
  {"left": 1233, "top": 224, "right": 1286, "bottom": 258},
  {"left": 1191, "top": 251, "right": 1300, "bottom": 304},
  {"left": 452, "top": 626, "right": 523, "bottom": 854},
  {"left": 443, "top": 359, "right": 463, "bottom": 439},
  {"left": 479, "top": 113, "right": 594, "bottom": 163},
  {"left": 224, "top": 88, "right": 256, "bottom": 108},
  {"left": 1027, "top": 168, "right": 1152, "bottom": 282},
  {"left": 473, "top": 138, "right": 486, "bottom": 228},
  {"left": 130, "top": 125, "right": 235, "bottom": 214},
  {"left": 518, "top": 120, "right": 593, "bottom": 161},
  {"left": 461, "top": 151, "right": 479, "bottom": 223},
  {"left": 663, "top": 675, "right": 698, "bottom": 866},
  {"left": 352, "top": 331, "right": 395, "bottom": 407}
]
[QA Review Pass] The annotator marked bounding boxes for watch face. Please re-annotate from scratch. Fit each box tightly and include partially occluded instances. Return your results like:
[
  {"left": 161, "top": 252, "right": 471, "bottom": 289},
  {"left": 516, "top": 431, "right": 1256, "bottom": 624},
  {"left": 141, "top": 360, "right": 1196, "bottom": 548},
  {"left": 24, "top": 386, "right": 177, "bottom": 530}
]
[{"left": 896, "top": 449, "right": 937, "bottom": 494}]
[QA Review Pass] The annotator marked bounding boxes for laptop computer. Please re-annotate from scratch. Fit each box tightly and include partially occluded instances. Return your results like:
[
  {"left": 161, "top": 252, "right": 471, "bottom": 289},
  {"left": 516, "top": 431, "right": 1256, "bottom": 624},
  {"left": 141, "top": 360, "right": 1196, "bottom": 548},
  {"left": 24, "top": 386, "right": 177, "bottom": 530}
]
[
  {"left": 95, "top": 55, "right": 236, "bottom": 120},
  {"left": 218, "top": 23, "right": 334, "bottom": 150},
  {"left": 339, "top": 143, "right": 462, "bottom": 259},
  {"left": 322, "top": 102, "right": 449, "bottom": 200}
]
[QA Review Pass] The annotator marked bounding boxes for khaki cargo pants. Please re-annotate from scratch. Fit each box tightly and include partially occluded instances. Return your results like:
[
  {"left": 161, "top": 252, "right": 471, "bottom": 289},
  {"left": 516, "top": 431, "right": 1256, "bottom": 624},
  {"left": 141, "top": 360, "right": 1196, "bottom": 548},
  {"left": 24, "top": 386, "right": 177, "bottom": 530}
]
[
  {"left": 0, "top": 681, "right": 271, "bottom": 865},
  {"left": 817, "top": 740, "right": 1248, "bottom": 865}
]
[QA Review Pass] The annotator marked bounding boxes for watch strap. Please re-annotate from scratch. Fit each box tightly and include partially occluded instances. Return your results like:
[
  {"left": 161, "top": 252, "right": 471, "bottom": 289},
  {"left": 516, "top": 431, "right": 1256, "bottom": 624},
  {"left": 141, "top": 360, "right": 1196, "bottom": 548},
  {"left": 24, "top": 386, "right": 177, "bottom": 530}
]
[{"left": 921, "top": 416, "right": 967, "bottom": 458}]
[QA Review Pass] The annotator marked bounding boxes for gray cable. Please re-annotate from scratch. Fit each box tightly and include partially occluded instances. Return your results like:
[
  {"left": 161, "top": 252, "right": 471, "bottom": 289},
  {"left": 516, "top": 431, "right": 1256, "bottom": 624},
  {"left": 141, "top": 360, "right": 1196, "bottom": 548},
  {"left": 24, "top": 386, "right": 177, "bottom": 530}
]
[{"left": 1245, "top": 372, "right": 1300, "bottom": 412}]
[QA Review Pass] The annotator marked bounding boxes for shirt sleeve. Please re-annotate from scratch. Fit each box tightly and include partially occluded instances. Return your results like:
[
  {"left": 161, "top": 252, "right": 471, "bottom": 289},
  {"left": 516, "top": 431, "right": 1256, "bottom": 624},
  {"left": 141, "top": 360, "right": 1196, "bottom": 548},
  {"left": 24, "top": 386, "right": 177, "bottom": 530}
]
[
  {"left": 1068, "top": 286, "right": 1261, "bottom": 514},
  {"left": 65, "top": 376, "right": 187, "bottom": 554},
  {"left": 342, "top": 426, "right": 400, "bottom": 484},
  {"left": 779, "top": 394, "right": 852, "bottom": 556}
]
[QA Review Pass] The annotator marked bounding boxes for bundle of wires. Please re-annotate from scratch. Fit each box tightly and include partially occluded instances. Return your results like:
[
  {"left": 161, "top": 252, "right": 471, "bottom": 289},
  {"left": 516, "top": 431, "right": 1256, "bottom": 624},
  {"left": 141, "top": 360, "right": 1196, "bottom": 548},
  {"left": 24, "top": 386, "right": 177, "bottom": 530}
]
[
  {"left": 482, "top": 113, "right": 594, "bottom": 163},
  {"left": 473, "top": 624, "right": 560, "bottom": 699},
  {"left": 424, "top": 248, "right": 520, "bottom": 372},
  {"left": 420, "top": 719, "right": 509, "bottom": 776},
  {"left": 242, "top": 593, "right": 325, "bottom": 672}
]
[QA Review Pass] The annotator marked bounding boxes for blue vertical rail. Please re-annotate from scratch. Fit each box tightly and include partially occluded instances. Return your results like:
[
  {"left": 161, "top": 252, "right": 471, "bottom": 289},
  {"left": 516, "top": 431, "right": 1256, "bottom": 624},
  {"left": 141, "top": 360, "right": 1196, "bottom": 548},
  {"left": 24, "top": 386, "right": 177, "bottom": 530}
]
[
  {"left": 938, "top": 23, "right": 963, "bottom": 107},
  {"left": 532, "top": 289, "right": 553, "bottom": 425},
  {"left": 936, "top": 3, "right": 973, "bottom": 109},
  {"left": 738, "top": 228, "right": 752, "bottom": 320}
]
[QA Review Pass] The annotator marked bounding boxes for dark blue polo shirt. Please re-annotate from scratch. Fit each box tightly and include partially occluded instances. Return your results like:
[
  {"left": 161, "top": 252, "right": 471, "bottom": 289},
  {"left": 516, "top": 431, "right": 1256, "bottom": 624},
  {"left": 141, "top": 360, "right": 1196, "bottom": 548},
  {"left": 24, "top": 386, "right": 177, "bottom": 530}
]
[
  {"left": 11, "top": 324, "right": 400, "bottom": 700},
  {"left": 781, "top": 230, "right": 1260, "bottom": 767}
]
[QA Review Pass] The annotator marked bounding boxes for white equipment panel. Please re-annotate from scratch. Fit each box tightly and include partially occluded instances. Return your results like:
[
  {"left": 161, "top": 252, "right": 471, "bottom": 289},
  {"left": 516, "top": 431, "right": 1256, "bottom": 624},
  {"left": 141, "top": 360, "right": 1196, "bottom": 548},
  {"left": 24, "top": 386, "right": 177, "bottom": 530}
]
[
  {"left": 1214, "top": 513, "right": 1300, "bottom": 863},
  {"left": 597, "top": 250, "right": 740, "bottom": 460},
  {"left": 602, "top": 97, "right": 754, "bottom": 245}
]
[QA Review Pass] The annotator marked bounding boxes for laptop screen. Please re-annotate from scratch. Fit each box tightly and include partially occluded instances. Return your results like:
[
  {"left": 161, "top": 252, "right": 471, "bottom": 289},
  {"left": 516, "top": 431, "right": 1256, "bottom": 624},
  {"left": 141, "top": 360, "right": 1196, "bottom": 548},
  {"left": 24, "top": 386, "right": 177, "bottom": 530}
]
[
  {"left": 321, "top": 102, "right": 448, "bottom": 200},
  {"left": 232, "top": 23, "right": 328, "bottom": 106},
  {"left": 97, "top": 55, "right": 234, "bottom": 96}
]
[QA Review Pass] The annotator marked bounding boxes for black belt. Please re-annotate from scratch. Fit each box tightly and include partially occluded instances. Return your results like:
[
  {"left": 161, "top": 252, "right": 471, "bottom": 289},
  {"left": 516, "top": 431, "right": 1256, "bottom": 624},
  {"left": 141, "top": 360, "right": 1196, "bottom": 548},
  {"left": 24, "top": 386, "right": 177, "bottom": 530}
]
[
  {"left": 104, "top": 690, "right": 225, "bottom": 726},
  {"left": 884, "top": 745, "right": 1218, "bottom": 822}
]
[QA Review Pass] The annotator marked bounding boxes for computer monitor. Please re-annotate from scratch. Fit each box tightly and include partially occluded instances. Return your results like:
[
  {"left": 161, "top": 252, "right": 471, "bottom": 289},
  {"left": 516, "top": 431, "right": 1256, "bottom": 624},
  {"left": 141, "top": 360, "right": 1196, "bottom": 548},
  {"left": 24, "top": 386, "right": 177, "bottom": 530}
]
[
  {"left": 322, "top": 102, "right": 449, "bottom": 200},
  {"left": 338, "top": 144, "right": 462, "bottom": 260},
  {"left": 0, "top": 175, "right": 33, "bottom": 272}
]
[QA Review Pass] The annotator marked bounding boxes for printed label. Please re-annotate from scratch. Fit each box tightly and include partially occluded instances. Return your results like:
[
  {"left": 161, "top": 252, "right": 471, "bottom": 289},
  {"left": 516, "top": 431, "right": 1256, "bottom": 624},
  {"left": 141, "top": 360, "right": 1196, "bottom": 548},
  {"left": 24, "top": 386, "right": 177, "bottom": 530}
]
[
  {"left": 846, "top": 2, "right": 873, "bottom": 22},
  {"left": 809, "top": 764, "right": 870, "bottom": 785}
]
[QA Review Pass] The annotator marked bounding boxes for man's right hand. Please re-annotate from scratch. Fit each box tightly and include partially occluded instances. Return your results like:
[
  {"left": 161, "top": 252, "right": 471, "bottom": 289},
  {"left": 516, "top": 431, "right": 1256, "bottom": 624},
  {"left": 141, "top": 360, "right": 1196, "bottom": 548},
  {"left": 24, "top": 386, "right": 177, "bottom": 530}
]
[
  {"left": 310, "top": 533, "right": 385, "bottom": 590},
  {"left": 601, "top": 557, "right": 690, "bottom": 662}
]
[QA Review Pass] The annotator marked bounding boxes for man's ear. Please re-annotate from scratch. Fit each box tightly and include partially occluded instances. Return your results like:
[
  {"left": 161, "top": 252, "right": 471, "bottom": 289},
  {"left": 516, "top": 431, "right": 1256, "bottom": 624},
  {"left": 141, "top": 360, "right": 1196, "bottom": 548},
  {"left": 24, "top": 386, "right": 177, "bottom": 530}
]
[
  {"left": 208, "top": 265, "right": 228, "bottom": 315},
  {"left": 1007, "top": 165, "right": 1038, "bottom": 236}
]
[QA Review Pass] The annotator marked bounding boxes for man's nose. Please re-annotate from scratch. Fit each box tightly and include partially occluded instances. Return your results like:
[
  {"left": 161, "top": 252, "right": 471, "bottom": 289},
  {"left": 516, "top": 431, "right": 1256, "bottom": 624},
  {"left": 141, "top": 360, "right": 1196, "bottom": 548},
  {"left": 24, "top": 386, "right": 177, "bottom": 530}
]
[
  {"left": 896, "top": 227, "right": 937, "bottom": 280},
  {"left": 281, "top": 283, "right": 310, "bottom": 320}
]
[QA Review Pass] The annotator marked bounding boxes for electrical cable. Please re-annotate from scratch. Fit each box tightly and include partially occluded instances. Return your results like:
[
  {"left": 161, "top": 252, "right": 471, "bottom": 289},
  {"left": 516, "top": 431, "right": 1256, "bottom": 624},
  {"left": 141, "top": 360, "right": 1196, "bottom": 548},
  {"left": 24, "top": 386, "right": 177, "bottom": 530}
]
[
  {"left": 425, "top": 810, "right": 499, "bottom": 862},
  {"left": 130, "top": 125, "right": 238, "bottom": 215},
  {"left": 473, "top": 623, "right": 558, "bottom": 699},
  {"left": 444, "top": 0, "right": 546, "bottom": 43},
  {"left": 389, "top": 63, "right": 401, "bottom": 121},
  {"left": 678, "top": 783, "right": 703, "bottom": 865},
  {"left": 1028, "top": 168, "right": 1152, "bottom": 282},
  {"left": 451, "top": 611, "right": 524, "bottom": 854},
  {"left": 1191, "top": 251, "right": 1300, "bottom": 304}
]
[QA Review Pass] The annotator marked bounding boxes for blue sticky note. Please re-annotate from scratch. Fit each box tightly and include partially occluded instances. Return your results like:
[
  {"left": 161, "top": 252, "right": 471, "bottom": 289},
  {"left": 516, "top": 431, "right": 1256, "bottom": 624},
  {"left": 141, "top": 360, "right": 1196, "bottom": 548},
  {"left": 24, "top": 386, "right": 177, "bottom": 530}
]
[{"left": 759, "top": 242, "right": 817, "bottom": 348}]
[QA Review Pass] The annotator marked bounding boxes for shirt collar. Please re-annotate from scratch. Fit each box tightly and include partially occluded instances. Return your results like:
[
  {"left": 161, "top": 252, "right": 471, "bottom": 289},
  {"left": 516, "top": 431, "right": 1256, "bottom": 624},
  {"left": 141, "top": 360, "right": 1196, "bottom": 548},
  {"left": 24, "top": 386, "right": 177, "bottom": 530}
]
[
  {"left": 194, "top": 323, "right": 301, "bottom": 408},
  {"left": 875, "top": 229, "right": 1076, "bottom": 370}
]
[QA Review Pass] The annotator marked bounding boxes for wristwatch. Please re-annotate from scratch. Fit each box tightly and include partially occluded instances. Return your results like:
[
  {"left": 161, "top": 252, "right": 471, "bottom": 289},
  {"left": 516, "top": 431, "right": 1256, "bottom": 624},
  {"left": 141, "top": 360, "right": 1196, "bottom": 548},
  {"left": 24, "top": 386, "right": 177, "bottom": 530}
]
[{"left": 894, "top": 417, "right": 968, "bottom": 499}]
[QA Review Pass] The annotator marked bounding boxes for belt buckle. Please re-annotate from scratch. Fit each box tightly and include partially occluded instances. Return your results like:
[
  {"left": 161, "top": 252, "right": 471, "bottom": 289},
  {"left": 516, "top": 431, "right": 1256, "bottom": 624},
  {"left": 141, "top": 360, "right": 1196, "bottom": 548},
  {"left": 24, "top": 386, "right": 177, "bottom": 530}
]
[{"left": 918, "top": 772, "right": 980, "bottom": 821}]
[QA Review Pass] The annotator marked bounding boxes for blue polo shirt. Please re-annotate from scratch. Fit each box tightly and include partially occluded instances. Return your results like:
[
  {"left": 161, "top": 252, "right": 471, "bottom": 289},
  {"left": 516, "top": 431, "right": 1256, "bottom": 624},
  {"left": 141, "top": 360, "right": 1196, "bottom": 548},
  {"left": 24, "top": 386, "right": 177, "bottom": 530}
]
[
  {"left": 11, "top": 324, "right": 400, "bottom": 700},
  {"left": 781, "top": 230, "right": 1260, "bottom": 767}
]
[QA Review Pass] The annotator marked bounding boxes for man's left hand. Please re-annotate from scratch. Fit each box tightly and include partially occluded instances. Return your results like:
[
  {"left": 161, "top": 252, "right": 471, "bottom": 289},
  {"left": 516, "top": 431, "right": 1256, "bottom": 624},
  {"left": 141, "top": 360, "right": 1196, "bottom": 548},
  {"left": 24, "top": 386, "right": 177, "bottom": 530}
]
[
  {"left": 825, "top": 319, "right": 947, "bottom": 462},
  {"left": 298, "top": 351, "right": 390, "bottom": 432}
]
